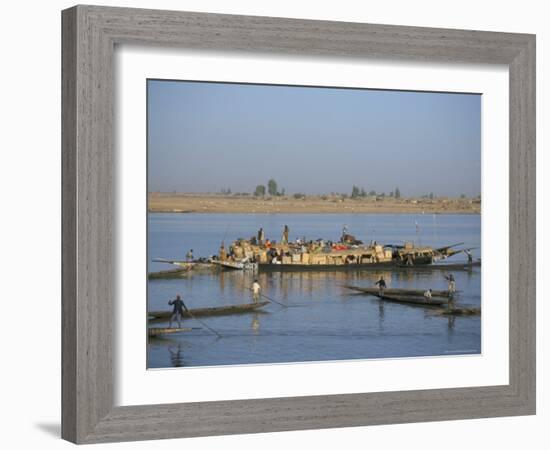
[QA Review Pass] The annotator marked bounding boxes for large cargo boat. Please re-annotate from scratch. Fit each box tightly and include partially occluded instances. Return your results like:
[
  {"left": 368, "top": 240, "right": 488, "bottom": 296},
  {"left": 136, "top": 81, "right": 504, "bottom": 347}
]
[{"left": 210, "top": 226, "right": 476, "bottom": 272}]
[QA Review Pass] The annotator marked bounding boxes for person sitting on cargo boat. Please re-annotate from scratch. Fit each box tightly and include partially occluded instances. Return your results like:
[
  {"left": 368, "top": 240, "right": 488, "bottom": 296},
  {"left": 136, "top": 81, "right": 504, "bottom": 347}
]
[
  {"left": 252, "top": 279, "right": 261, "bottom": 303},
  {"left": 168, "top": 294, "right": 189, "bottom": 329},
  {"left": 375, "top": 276, "right": 387, "bottom": 296}
]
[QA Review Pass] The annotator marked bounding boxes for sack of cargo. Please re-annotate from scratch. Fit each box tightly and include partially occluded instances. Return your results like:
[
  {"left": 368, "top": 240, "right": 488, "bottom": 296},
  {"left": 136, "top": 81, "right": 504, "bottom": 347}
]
[
  {"left": 301, "top": 253, "right": 310, "bottom": 264},
  {"left": 282, "top": 256, "right": 292, "bottom": 264},
  {"left": 311, "top": 254, "right": 327, "bottom": 265},
  {"left": 292, "top": 254, "right": 301, "bottom": 263}
]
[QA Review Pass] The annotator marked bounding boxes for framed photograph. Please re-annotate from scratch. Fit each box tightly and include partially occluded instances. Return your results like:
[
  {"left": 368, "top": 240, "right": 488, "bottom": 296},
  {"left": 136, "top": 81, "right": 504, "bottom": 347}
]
[{"left": 62, "top": 5, "right": 535, "bottom": 444}]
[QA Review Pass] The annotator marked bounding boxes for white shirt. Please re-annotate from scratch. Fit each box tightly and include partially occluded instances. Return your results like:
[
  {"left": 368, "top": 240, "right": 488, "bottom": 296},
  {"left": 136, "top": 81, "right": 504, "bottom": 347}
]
[{"left": 252, "top": 282, "right": 261, "bottom": 294}]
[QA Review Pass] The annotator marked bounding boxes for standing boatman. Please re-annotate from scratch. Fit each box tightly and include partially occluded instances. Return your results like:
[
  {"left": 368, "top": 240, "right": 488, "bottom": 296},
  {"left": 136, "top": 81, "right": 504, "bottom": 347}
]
[
  {"left": 185, "top": 249, "right": 194, "bottom": 262},
  {"left": 465, "top": 249, "right": 473, "bottom": 264},
  {"left": 219, "top": 241, "right": 227, "bottom": 261},
  {"left": 281, "top": 225, "right": 290, "bottom": 245},
  {"left": 168, "top": 294, "right": 189, "bottom": 329},
  {"left": 444, "top": 274, "right": 456, "bottom": 297},
  {"left": 258, "top": 227, "right": 265, "bottom": 245},
  {"left": 375, "top": 276, "right": 387, "bottom": 296},
  {"left": 252, "top": 279, "right": 262, "bottom": 303}
]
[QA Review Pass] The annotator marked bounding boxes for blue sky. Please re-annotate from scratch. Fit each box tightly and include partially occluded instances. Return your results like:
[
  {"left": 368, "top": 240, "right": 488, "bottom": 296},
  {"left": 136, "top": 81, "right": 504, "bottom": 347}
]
[{"left": 147, "top": 80, "right": 481, "bottom": 197}]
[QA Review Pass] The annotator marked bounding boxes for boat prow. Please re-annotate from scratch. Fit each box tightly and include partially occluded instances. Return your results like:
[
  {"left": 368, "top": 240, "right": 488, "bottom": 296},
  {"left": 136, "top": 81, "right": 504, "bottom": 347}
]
[{"left": 211, "top": 260, "right": 258, "bottom": 271}]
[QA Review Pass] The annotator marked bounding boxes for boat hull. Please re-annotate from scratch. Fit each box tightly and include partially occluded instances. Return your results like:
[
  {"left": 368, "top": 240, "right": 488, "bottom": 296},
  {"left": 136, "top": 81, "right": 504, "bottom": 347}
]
[
  {"left": 148, "top": 327, "right": 194, "bottom": 337},
  {"left": 377, "top": 294, "right": 447, "bottom": 306},
  {"left": 149, "top": 301, "right": 269, "bottom": 322},
  {"left": 345, "top": 285, "right": 453, "bottom": 297},
  {"left": 258, "top": 261, "right": 480, "bottom": 272}
]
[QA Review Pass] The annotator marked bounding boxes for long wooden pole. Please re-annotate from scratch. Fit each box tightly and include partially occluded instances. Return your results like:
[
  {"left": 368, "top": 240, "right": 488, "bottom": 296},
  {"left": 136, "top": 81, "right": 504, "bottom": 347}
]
[
  {"left": 184, "top": 308, "right": 222, "bottom": 338},
  {"left": 246, "top": 287, "right": 288, "bottom": 308}
]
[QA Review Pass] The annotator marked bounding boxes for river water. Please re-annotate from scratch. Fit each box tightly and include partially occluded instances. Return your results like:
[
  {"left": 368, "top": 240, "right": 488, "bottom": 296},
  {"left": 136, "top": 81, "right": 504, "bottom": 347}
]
[{"left": 147, "top": 213, "right": 481, "bottom": 368}]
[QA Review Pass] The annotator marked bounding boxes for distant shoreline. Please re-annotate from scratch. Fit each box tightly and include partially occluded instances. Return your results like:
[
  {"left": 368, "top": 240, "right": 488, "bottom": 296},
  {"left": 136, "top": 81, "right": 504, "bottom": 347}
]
[{"left": 148, "top": 193, "right": 481, "bottom": 215}]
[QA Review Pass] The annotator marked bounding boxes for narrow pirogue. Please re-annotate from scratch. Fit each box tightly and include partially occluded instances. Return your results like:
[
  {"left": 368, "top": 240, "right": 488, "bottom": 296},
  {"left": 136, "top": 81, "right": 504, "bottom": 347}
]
[
  {"left": 148, "top": 327, "right": 194, "bottom": 337},
  {"left": 148, "top": 267, "right": 191, "bottom": 279},
  {"left": 375, "top": 294, "right": 447, "bottom": 306},
  {"left": 148, "top": 301, "right": 269, "bottom": 322},
  {"left": 344, "top": 285, "right": 454, "bottom": 297}
]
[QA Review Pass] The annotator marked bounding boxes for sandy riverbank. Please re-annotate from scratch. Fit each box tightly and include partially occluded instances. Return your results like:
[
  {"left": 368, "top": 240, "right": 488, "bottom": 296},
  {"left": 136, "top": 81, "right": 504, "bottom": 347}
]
[{"left": 148, "top": 193, "right": 481, "bottom": 214}]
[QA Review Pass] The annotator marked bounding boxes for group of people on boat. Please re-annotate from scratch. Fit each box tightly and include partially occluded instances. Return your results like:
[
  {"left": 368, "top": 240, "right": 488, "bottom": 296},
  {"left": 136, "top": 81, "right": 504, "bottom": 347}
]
[{"left": 374, "top": 273, "right": 457, "bottom": 302}]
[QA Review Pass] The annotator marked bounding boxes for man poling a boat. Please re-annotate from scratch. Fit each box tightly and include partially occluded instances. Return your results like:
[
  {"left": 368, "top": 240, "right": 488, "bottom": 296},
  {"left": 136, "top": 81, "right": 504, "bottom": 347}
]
[
  {"left": 168, "top": 294, "right": 190, "bottom": 328},
  {"left": 375, "top": 276, "right": 387, "bottom": 295},
  {"left": 444, "top": 274, "right": 456, "bottom": 297},
  {"left": 252, "top": 279, "right": 262, "bottom": 303}
]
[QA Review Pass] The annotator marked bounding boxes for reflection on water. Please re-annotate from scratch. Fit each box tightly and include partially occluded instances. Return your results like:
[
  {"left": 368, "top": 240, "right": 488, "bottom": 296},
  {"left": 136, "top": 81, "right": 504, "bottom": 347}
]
[
  {"left": 168, "top": 344, "right": 184, "bottom": 367},
  {"left": 250, "top": 314, "right": 261, "bottom": 334},
  {"left": 148, "top": 213, "right": 481, "bottom": 368}
]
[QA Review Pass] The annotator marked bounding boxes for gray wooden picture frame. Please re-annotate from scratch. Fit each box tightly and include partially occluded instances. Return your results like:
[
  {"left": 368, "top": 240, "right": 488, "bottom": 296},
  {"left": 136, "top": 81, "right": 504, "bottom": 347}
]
[{"left": 62, "top": 5, "right": 536, "bottom": 444}]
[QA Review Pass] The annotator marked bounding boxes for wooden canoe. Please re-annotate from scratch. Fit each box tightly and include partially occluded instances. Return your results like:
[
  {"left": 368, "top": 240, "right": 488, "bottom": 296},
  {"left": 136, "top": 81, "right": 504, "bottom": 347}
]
[
  {"left": 376, "top": 294, "right": 447, "bottom": 306},
  {"left": 148, "top": 327, "right": 194, "bottom": 337},
  {"left": 344, "top": 285, "right": 454, "bottom": 297},
  {"left": 148, "top": 301, "right": 269, "bottom": 322},
  {"left": 148, "top": 268, "right": 191, "bottom": 280}
]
